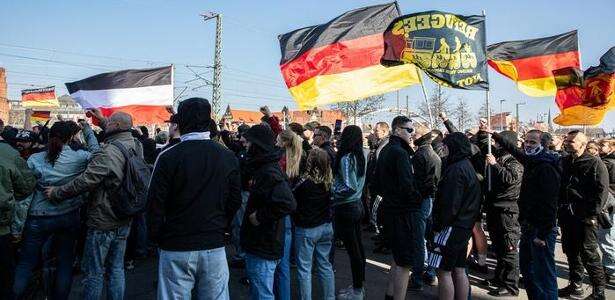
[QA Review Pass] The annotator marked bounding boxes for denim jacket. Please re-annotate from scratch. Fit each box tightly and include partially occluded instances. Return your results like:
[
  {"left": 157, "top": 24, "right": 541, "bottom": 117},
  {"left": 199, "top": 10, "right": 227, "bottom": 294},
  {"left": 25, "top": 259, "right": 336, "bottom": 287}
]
[
  {"left": 11, "top": 124, "right": 99, "bottom": 234},
  {"left": 332, "top": 152, "right": 367, "bottom": 206}
]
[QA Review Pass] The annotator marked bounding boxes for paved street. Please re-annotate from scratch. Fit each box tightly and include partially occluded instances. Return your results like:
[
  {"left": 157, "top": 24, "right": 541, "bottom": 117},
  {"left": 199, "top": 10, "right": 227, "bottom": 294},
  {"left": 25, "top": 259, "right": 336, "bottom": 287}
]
[{"left": 68, "top": 229, "right": 615, "bottom": 299}]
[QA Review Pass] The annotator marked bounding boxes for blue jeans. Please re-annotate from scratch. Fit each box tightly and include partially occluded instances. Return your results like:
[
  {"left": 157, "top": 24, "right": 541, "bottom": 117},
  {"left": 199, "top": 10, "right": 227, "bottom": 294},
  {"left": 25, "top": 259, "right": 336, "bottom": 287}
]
[
  {"left": 598, "top": 211, "right": 615, "bottom": 276},
  {"left": 231, "top": 191, "right": 249, "bottom": 259},
  {"left": 245, "top": 253, "right": 280, "bottom": 300},
  {"left": 82, "top": 224, "right": 130, "bottom": 300},
  {"left": 274, "top": 216, "right": 292, "bottom": 300},
  {"left": 519, "top": 227, "right": 557, "bottom": 300},
  {"left": 157, "top": 247, "right": 229, "bottom": 300},
  {"left": 295, "top": 223, "right": 335, "bottom": 300},
  {"left": 13, "top": 210, "right": 80, "bottom": 299},
  {"left": 416, "top": 197, "right": 435, "bottom": 282},
  {"left": 410, "top": 201, "right": 430, "bottom": 285}
]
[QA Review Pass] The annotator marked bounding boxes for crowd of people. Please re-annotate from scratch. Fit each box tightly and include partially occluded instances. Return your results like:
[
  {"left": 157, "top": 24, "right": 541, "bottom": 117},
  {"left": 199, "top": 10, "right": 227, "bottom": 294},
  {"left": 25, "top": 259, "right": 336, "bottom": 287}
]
[{"left": 0, "top": 97, "right": 614, "bottom": 300}]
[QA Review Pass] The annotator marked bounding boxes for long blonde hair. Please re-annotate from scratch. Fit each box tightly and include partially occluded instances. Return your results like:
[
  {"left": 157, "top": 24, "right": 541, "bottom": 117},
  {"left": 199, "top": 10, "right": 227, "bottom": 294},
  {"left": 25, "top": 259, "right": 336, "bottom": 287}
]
[
  {"left": 304, "top": 148, "right": 333, "bottom": 190},
  {"left": 279, "top": 129, "right": 303, "bottom": 179}
]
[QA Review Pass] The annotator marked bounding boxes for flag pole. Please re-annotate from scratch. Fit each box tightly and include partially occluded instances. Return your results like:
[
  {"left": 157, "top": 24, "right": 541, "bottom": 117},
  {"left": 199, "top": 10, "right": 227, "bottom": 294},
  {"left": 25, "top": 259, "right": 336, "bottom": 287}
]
[
  {"left": 417, "top": 69, "right": 434, "bottom": 128},
  {"left": 483, "top": 9, "right": 492, "bottom": 191}
]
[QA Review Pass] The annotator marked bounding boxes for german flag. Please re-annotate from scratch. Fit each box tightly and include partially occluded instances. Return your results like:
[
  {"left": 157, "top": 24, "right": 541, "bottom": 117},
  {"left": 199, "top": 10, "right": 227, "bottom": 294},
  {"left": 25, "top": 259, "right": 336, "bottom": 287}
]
[
  {"left": 554, "top": 47, "right": 615, "bottom": 125},
  {"left": 487, "top": 31, "right": 579, "bottom": 97},
  {"left": 21, "top": 86, "right": 59, "bottom": 108},
  {"left": 31, "top": 111, "right": 51, "bottom": 124},
  {"left": 278, "top": 3, "right": 420, "bottom": 109}
]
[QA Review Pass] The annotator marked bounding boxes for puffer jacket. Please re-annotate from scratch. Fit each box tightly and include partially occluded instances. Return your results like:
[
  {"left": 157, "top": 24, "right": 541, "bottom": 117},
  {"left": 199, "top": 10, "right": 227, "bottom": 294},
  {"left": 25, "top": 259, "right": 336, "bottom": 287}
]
[
  {"left": 241, "top": 151, "right": 296, "bottom": 260},
  {"left": 433, "top": 132, "right": 481, "bottom": 231},
  {"left": 0, "top": 141, "right": 36, "bottom": 235},
  {"left": 50, "top": 130, "right": 143, "bottom": 230}
]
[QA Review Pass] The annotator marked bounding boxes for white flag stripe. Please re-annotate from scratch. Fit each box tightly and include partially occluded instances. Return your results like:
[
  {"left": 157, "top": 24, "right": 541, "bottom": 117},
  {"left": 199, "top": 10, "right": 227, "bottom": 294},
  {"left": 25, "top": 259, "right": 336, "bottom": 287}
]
[{"left": 70, "top": 84, "right": 173, "bottom": 109}]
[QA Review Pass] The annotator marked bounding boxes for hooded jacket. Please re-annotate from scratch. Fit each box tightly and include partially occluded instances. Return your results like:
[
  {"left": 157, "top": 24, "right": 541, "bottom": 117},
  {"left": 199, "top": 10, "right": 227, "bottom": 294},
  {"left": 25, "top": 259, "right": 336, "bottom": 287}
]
[
  {"left": 433, "top": 132, "right": 482, "bottom": 231},
  {"left": 485, "top": 131, "right": 523, "bottom": 210},
  {"left": 375, "top": 135, "right": 422, "bottom": 213},
  {"left": 492, "top": 132, "right": 560, "bottom": 239},
  {"left": 560, "top": 152, "right": 610, "bottom": 218},
  {"left": 241, "top": 125, "right": 296, "bottom": 260},
  {"left": 413, "top": 134, "right": 442, "bottom": 199}
]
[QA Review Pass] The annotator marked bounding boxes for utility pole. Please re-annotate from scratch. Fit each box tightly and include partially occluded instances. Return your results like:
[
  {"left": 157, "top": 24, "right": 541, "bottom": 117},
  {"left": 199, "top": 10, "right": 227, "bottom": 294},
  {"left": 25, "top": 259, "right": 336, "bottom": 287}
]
[
  {"left": 499, "top": 99, "right": 506, "bottom": 131},
  {"left": 405, "top": 95, "right": 409, "bottom": 118},
  {"left": 515, "top": 101, "right": 526, "bottom": 131},
  {"left": 201, "top": 12, "right": 223, "bottom": 119},
  {"left": 396, "top": 90, "right": 400, "bottom": 114}
]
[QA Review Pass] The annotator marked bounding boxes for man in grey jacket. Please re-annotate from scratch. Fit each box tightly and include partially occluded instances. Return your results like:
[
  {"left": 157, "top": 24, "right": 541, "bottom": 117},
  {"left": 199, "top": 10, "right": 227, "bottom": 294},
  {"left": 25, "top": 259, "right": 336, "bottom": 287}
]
[{"left": 46, "top": 110, "right": 143, "bottom": 300}]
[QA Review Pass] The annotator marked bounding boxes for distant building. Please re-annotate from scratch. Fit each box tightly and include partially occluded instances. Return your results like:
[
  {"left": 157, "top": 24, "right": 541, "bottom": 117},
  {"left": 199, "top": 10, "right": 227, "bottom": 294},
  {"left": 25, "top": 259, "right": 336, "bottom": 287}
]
[
  {"left": 222, "top": 105, "right": 345, "bottom": 128},
  {"left": 9, "top": 95, "right": 85, "bottom": 127},
  {"left": 0, "top": 68, "right": 8, "bottom": 123},
  {"left": 554, "top": 127, "right": 608, "bottom": 139},
  {"left": 490, "top": 112, "right": 516, "bottom": 131}
]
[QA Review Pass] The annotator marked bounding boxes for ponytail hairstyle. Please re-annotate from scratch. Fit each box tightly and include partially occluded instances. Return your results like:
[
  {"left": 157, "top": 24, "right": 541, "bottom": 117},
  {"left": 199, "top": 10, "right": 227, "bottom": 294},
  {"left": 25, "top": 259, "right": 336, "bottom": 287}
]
[
  {"left": 278, "top": 129, "right": 303, "bottom": 179},
  {"left": 46, "top": 121, "right": 74, "bottom": 165},
  {"left": 334, "top": 125, "right": 365, "bottom": 177}
]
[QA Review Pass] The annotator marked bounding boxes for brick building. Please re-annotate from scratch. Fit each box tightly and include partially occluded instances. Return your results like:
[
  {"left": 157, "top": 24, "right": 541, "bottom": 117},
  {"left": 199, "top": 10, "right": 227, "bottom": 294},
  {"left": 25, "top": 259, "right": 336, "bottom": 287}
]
[{"left": 0, "top": 68, "right": 9, "bottom": 123}]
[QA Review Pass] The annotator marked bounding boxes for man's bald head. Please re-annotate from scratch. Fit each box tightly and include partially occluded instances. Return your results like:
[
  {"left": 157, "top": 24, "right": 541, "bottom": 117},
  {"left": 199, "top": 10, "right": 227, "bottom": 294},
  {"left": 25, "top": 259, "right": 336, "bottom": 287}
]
[{"left": 106, "top": 112, "right": 133, "bottom": 133}]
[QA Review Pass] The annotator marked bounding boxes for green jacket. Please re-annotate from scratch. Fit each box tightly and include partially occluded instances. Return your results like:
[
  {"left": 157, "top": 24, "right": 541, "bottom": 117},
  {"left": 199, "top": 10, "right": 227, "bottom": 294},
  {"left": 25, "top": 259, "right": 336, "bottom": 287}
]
[
  {"left": 0, "top": 141, "right": 36, "bottom": 235},
  {"left": 50, "top": 131, "right": 143, "bottom": 230}
]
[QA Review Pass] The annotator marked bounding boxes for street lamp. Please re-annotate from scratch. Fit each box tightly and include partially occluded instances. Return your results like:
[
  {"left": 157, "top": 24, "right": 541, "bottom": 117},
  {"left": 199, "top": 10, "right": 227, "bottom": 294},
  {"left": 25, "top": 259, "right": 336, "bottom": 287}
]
[
  {"left": 515, "top": 101, "right": 526, "bottom": 131},
  {"left": 499, "top": 99, "right": 506, "bottom": 131}
]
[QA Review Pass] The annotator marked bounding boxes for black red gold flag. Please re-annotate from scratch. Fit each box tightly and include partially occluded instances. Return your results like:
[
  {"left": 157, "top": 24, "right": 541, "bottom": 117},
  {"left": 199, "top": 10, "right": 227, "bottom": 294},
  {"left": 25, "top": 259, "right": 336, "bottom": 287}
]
[
  {"left": 21, "top": 86, "right": 59, "bottom": 108},
  {"left": 382, "top": 11, "right": 488, "bottom": 90},
  {"left": 487, "top": 31, "right": 580, "bottom": 97},
  {"left": 278, "top": 2, "right": 420, "bottom": 108},
  {"left": 554, "top": 47, "right": 615, "bottom": 125},
  {"left": 31, "top": 111, "right": 51, "bottom": 123}
]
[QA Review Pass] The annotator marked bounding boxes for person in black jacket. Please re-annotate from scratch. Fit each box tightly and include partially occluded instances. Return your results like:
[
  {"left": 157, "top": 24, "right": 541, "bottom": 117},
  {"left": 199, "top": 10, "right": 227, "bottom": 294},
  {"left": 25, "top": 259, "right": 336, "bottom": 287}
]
[
  {"left": 240, "top": 124, "right": 296, "bottom": 299},
  {"left": 598, "top": 139, "right": 615, "bottom": 282},
  {"left": 147, "top": 97, "right": 242, "bottom": 299},
  {"left": 314, "top": 125, "right": 336, "bottom": 168},
  {"left": 490, "top": 128, "right": 560, "bottom": 300},
  {"left": 483, "top": 131, "right": 523, "bottom": 296},
  {"left": 558, "top": 131, "right": 609, "bottom": 300},
  {"left": 374, "top": 116, "right": 423, "bottom": 300},
  {"left": 428, "top": 132, "right": 481, "bottom": 300},
  {"left": 411, "top": 125, "right": 442, "bottom": 287}
]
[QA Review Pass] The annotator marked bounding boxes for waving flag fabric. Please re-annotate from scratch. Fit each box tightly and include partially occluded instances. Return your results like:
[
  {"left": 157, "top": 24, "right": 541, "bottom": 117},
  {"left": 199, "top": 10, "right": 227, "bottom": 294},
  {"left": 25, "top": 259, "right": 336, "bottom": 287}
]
[
  {"left": 65, "top": 66, "right": 173, "bottom": 124},
  {"left": 278, "top": 3, "right": 420, "bottom": 109},
  {"left": 21, "top": 86, "right": 59, "bottom": 108}
]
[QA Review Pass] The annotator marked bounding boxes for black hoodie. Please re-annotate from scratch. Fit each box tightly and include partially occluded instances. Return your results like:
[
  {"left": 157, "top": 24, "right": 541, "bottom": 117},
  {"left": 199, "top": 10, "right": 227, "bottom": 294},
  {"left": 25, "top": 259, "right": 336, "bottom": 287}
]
[
  {"left": 241, "top": 125, "right": 296, "bottom": 260},
  {"left": 433, "top": 133, "right": 481, "bottom": 231}
]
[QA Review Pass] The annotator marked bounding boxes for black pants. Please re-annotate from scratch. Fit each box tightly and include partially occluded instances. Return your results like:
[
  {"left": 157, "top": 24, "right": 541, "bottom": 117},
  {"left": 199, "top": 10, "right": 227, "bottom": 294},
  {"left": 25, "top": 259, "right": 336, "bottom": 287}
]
[
  {"left": 560, "top": 213, "right": 606, "bottom": 289},
  {"left": 486, "top": 206, "right": 520, "bottom": 293},
  {"left": 0, "top": 233, "right": 16, "bottom": 300},
  {"left": 335, "top": 201, "right": 366, "bottom": 289}
]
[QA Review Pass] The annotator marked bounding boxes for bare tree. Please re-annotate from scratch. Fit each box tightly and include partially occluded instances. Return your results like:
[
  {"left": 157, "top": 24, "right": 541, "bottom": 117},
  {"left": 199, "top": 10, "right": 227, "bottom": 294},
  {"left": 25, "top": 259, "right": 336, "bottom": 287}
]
[
  {"left": 332, "top": 95, "right": 385, "bottom": 125},
  {"left": 418, "top": 86, "right": 451, "bottom": 129},
  {"left": 453, "top": 97, "right": 474, "bottom": 132},
  {"left": 477, "top": 101, "right": 488, "bottom": 119}
]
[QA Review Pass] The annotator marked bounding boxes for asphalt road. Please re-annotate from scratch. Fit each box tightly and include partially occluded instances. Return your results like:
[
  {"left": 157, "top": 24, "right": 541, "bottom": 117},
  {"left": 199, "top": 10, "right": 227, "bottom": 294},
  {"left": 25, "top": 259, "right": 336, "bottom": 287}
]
[{"left": 67, "top": 228, "right": 615, "bottom": 299}]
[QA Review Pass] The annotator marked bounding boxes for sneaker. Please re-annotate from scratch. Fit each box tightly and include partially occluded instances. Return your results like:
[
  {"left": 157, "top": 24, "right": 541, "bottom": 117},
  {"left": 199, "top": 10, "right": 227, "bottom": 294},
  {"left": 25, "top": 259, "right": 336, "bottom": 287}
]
[
  {"left": 583, "top": 288, "right": 605, "bottom": 300},
  {"left": 488, "top": 287, "right": 518, "bottom": 297},
  {"left": 337, "top": 285, "right": 354, "bottom": 296},
  {"left": 422, "top": 273, "right": 437, "bottom": 286},
  {"left": 482, "top": 278, "right": 503, "bottom": 288},
  {"left": 337, "top": 287, "right": 364, "bottom": 299},
  {"left": 558, "top": 283, "right": 584, "bottom": 298}
]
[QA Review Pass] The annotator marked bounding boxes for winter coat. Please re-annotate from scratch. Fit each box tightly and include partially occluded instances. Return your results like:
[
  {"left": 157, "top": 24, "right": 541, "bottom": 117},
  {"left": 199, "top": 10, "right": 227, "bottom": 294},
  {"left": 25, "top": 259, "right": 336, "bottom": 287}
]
[
  {"left": 560, "top": 152, "right": 610, "bottom": 219},
  {"left": 0, "top": 141, "right": 36, "bottom": 235},
  {"left": 412, "top": 138, "right": 442, "bottom": 199},
  {"left": 485, "top": 151, "right": 523, "bottom": 211}
]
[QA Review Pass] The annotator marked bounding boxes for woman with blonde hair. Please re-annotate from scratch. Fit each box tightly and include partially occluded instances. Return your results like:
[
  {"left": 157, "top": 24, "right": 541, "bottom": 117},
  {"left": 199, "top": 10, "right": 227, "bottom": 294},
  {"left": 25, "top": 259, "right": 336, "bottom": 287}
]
[
  {"left": 293, "top": 148, "right": 335, "bottom": 299},
  {"left": 275, "top": 129, "right": 306, "bottom": 300}
]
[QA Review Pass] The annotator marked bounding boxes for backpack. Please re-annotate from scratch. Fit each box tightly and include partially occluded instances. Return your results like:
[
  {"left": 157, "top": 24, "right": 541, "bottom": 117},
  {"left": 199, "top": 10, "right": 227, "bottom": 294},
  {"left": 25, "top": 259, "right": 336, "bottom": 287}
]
[{"left": 110, "top": 141, "right": 152, "bottom": 218}]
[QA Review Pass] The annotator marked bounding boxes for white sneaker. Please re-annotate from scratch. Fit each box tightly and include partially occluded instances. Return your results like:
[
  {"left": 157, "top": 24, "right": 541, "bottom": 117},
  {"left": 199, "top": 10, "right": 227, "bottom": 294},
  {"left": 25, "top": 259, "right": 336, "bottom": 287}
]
[{"left": 337, "top": 288, "right": 364, "bottom": 300}]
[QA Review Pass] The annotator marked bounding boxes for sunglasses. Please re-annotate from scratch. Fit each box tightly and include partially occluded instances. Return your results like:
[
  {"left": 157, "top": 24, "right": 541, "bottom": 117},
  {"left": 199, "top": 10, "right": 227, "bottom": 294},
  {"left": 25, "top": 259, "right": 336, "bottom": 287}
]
[{"left": 399, "top": 127, "right": 414, "bottom": 134}]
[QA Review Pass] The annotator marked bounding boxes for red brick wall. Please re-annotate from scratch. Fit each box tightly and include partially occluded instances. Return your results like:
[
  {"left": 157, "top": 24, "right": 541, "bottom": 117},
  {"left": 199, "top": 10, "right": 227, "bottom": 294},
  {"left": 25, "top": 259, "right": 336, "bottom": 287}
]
[{"left": 0, "top": 68, "right": 9, "bottom": 123}]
